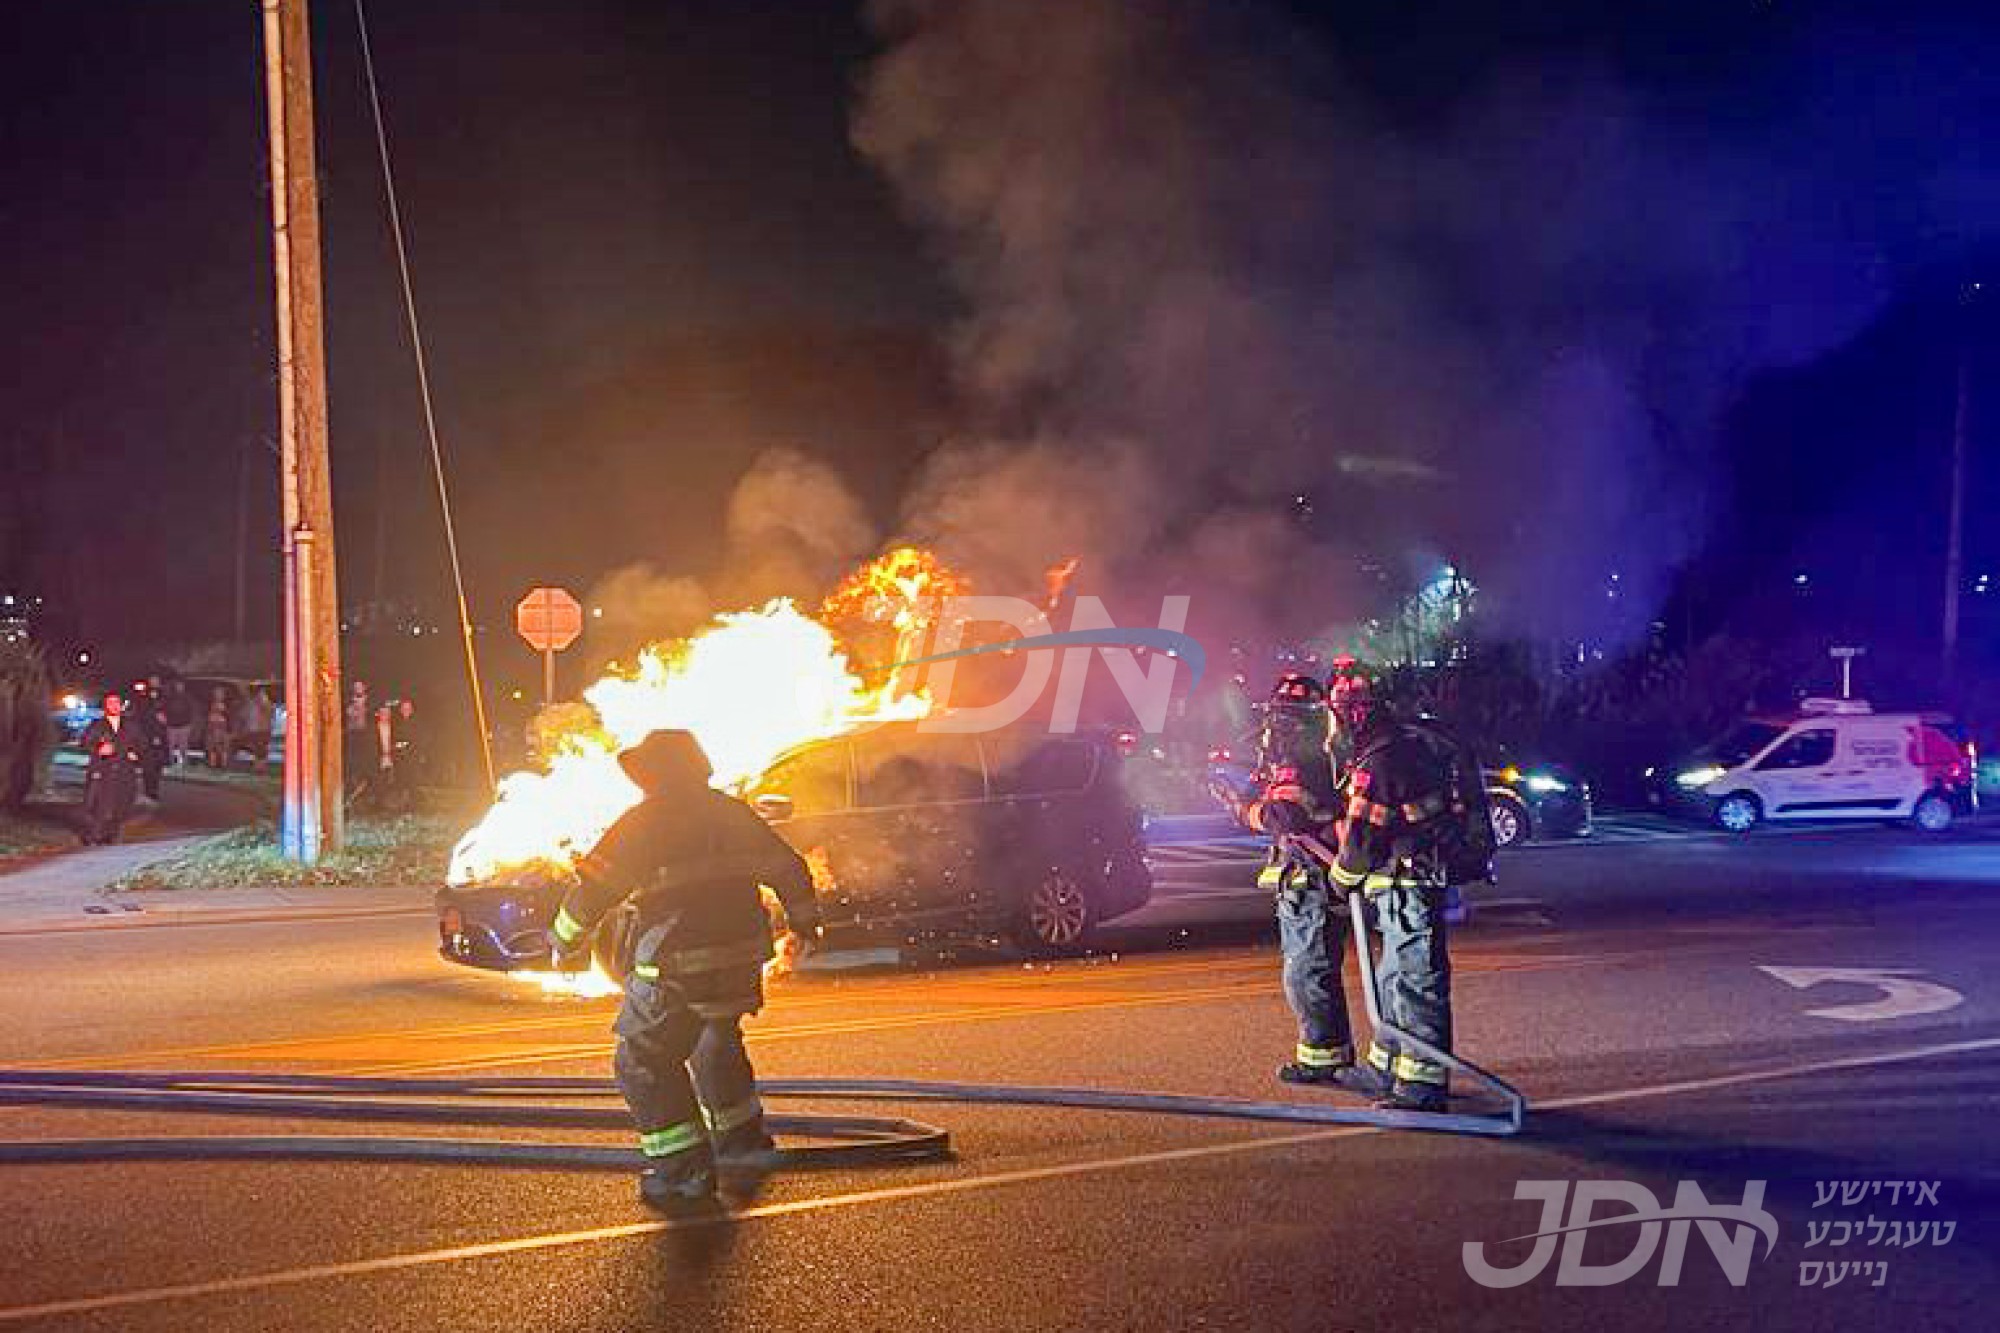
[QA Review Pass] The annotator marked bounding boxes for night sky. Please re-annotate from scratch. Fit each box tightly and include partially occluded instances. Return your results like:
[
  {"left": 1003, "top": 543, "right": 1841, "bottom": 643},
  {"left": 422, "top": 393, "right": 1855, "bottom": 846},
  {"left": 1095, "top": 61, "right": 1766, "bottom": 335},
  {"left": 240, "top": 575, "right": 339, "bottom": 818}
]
[{"left": 4, "top": 1, "right": 1999, "bottom": 680}]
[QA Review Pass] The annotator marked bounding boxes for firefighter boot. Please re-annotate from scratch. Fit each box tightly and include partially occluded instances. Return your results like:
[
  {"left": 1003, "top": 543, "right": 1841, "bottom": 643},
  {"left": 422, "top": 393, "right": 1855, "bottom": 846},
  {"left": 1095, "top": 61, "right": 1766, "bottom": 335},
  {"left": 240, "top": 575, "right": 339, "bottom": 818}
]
[
  {"left": 1278, "top": 1044, "right": 1387, "bottom": 1096},
  {"left": 637, "top": 1140, "right": 720, "bottom": 1215},
  {"left": 1374, "top": 1081, "right": 1450, "bottom": 1114},
  {"left": 713, "top": 1115, "right": 781, "bottom": 1166}
]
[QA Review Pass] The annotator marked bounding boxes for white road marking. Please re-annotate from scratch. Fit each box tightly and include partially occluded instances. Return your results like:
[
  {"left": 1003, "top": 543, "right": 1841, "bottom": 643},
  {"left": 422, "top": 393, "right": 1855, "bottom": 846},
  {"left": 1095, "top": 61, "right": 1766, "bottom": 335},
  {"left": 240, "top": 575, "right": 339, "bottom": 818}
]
[
  {"left": 1758, "top": 965, "right": 1966, "bottom": 1022},
  {"left": 4, "top": 1032, "right": 1999, "bottom": 1324}
]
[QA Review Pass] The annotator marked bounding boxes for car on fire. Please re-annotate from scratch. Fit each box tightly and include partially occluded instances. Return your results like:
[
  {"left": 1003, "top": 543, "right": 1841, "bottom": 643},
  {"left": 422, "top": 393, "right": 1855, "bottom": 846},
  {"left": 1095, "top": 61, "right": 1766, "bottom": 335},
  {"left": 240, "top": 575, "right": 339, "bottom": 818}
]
[{"left": 436, "top": 722, "right": 1153, "bottom": 975}]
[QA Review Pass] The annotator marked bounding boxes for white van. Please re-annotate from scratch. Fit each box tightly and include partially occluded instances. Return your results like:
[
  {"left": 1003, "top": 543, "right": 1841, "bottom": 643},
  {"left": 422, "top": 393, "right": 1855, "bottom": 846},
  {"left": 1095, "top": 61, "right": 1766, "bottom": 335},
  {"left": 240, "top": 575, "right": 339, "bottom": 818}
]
[{"left": 1668, "top": 700, "right": 1975, "bottom": 833}]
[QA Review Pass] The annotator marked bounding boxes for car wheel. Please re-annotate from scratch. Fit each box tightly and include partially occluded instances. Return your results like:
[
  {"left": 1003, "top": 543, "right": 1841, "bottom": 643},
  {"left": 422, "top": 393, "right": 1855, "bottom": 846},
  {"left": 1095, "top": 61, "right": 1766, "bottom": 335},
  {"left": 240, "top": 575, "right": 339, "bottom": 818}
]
[
  {"left": 1489, "top": 794, "right": 1531, "bottom": 849},
  {"left": 1715, "top": 793, "right": 1762, "bottom": 833},
  {"left": 1911, "top": 792, "right": 1954, "bottom": 834},
  {"left": 1014, "top": 865, "right": 1097, "bottom": 956}
]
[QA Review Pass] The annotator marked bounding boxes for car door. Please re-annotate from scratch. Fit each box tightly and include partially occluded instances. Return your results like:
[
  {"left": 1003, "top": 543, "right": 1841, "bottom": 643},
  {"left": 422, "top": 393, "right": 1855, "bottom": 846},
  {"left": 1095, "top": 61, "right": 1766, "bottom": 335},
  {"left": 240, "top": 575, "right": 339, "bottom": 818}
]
[
  {"left": 1835, "top": 723, "right": 1916, "bottom": 812},
  {"left": 743, "top": 741, "right": 855, "bottom": 922},
  {"left": 847, "top": 731, "right": 989, "bottom": 931},
  {"left": 1751, "top": 727, "right": 1838, "bottom": 815}
]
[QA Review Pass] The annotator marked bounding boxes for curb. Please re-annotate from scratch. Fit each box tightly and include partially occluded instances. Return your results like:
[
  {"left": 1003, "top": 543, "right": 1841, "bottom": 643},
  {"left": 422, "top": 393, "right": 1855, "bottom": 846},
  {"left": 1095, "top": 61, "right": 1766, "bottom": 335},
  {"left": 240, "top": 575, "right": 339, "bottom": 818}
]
[{"left": 0, "top": 902, "right": 434, "bottom": 938}]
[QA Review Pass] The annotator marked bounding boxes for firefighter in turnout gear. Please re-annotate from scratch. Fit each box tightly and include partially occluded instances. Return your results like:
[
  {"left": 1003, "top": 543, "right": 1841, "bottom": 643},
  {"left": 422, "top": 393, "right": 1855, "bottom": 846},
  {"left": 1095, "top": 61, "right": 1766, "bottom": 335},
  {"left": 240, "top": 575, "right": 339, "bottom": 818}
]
[
  {"left": 1325, "top": 669, "right": 1462, "bottom": 1114},
  {"left": 546, "top": 729, "right": 821, "bottom": 1212},
  {"left": 1244, "top": 672, "right": 1372, "bottom": 1092}
]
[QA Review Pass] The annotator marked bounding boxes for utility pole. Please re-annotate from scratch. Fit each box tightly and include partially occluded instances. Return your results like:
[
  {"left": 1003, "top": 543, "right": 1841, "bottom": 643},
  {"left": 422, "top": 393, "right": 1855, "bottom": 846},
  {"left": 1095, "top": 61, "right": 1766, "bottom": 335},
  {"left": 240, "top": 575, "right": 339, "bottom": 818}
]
[
  {"left": 1943, "top": 342, "right": 1970, "bottom": 685},
  {"left": 233, "top": 440, "right": 250, "bottom": 646},
  {"left": 261, "top": 0, "right": 343, "bottom": 859}
]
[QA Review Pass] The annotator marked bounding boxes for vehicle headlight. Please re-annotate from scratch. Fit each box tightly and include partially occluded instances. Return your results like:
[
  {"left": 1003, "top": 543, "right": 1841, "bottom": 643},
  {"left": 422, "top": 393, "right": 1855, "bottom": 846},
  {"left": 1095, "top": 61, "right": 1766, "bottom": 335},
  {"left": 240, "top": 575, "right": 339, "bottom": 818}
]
[
  {"left": 1523, "top": 773, "right": 1569, "bottom": 793},
  {"left": 1675, "top": 765, "right": 1727, "bottom": 790}
]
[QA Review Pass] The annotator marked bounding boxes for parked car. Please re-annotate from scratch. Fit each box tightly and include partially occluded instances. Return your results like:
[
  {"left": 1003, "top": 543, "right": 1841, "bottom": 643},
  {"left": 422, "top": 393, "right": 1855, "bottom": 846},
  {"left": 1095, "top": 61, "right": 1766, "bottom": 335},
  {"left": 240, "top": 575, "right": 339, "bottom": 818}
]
[
  {"left": 182, "top": 676, "right": 287, "bottom": 767},
  {"left": 436, "top": 722, "right": 1154, "bottom": 976},
  {"left": 1485, "top": 762, "right": 1592, "bottom": 848},
  {"left": 1648, "top": 699, "right": 1975, "bottom": 833},
  {"left": 51, "top": 692, "right": 102, "bottom": 743}
]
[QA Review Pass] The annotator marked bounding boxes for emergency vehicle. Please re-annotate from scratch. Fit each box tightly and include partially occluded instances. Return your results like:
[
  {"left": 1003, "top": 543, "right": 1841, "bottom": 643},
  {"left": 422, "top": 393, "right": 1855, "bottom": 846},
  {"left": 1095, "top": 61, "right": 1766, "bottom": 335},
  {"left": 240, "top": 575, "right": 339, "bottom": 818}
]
[{"left": 1664, "top": 699, "right": 1975, "bottom": 833}]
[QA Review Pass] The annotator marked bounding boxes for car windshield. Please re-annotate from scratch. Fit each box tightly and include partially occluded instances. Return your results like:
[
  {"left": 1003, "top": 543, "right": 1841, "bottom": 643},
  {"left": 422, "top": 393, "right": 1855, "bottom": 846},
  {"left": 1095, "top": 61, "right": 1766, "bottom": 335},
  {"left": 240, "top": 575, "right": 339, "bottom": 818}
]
[{"left": 1703, "top": 721, "right": 1787, "bottom": 768}]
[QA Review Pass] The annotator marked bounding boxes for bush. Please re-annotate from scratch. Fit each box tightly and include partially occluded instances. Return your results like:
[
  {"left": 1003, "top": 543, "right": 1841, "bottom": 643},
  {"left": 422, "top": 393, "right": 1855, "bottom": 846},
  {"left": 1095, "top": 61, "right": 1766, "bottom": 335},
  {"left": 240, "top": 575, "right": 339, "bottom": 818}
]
[{"left": 0, "top": 643, "right": 54, "bottom": 810}]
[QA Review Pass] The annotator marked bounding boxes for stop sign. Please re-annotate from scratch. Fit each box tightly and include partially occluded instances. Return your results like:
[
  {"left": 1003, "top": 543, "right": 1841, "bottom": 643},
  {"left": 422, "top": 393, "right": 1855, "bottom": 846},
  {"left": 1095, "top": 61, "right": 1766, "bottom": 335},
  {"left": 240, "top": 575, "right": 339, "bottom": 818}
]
[{"left": 515, "top": 587, "right": 584, "bottom": 653}]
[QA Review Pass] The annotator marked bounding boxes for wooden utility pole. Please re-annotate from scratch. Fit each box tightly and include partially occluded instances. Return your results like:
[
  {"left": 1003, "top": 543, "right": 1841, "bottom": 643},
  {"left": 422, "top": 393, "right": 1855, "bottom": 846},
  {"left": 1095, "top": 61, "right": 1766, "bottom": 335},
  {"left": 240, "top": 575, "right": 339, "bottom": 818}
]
[
  {"left": 261, "top": 0, "right": 343, "bottom": 859},
  {"left": 1943, "top": 346, "right": 1970, "bottom": 684}
]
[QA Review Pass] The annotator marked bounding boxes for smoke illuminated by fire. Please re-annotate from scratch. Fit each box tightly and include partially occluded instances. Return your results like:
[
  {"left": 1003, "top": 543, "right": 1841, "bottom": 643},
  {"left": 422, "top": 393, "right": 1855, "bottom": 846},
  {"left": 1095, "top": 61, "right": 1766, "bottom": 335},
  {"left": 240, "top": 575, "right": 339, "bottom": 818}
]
[{"left": 447, "top": 548, "right": 962, "bottom": 889}]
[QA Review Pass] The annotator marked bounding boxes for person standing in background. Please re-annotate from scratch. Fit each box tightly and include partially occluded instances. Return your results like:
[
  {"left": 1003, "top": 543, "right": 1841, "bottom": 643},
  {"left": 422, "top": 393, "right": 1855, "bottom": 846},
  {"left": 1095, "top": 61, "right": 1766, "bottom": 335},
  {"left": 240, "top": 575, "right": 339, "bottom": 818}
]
[
  {"left": 204, "top": 687, "right": 233, "bottom": 770},
  {"left": 162, "top": 679, "right": 196, "bottom": 767},
  {"left": 79, "top": 693, "right": 145, "bottom": 844},
  {"left": 128, "top": 677, "right": 166, "bottom": 802},
  {"left": 238, "top": 685, "right": 275, "bottom": 775}
]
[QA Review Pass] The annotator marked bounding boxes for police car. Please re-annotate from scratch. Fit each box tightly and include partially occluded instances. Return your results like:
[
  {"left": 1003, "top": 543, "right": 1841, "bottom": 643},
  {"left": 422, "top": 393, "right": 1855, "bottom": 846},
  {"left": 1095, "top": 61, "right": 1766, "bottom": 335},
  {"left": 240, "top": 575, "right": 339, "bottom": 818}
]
[{"left": 1657, "top": 699, "right": 1975, "bottom": 833}]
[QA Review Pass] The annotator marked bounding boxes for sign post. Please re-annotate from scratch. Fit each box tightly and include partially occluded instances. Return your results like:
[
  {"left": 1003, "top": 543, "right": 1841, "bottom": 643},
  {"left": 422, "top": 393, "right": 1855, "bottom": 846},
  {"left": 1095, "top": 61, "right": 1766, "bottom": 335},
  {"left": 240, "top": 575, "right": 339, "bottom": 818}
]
[
  {"left": 516, "top": 587, "right": 584, "bottom": 706},
  {"left": 1829, "top": 645, "right": 1866, "bottom": 700}
]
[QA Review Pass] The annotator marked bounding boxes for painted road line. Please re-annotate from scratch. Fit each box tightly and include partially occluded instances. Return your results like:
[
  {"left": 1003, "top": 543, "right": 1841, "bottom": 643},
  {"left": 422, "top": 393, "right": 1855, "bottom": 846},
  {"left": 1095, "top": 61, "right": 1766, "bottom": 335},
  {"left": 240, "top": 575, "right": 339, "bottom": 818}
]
[
  {"left": 1758, "top": 965, "right": 1966, "bottom": 1022},
  {"left": 6, "top": 1032, "right": 1998, "bottom": 1325}
]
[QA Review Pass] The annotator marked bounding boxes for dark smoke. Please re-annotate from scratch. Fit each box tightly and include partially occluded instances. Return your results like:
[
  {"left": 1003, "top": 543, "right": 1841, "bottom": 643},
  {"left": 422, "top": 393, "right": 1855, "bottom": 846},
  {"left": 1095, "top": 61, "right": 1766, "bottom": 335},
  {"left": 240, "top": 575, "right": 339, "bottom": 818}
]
[{"left": 852, "top": 0, "right": 1986, "bottom": 650}]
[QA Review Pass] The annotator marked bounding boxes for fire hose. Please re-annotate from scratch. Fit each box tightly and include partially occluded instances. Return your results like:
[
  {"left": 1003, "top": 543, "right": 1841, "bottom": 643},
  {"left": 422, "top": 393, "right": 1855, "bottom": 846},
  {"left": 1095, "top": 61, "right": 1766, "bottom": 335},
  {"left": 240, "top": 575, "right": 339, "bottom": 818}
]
[
  {"left": 0, "top": 1068, "right": 1516, "bottom": 1174},
  {"left": 0, "top": 842, "right": 1522, "bottom": 1170}
]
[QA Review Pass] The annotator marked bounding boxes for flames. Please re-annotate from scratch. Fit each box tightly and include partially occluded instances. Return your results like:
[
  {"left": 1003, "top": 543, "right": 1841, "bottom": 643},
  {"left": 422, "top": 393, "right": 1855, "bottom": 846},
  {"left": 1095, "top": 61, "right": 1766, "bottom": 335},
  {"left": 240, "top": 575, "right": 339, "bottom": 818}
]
[{"left": 447, "top": 547, "right": 962, "bottom": 890}]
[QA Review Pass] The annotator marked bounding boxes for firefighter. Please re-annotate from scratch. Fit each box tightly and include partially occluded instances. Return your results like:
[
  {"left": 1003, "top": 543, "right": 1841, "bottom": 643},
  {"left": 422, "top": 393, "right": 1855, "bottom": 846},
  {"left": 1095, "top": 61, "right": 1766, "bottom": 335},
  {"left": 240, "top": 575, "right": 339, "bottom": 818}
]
[
  {"left": 1243, "top": 672, "right": 1371, "bottom": 1091},
  {"left": 1324, "top": 667, "right": 1459, "bottom": 1113},
  {"left": 544, "top": 729, "right": 821, "bottom": 1212}
]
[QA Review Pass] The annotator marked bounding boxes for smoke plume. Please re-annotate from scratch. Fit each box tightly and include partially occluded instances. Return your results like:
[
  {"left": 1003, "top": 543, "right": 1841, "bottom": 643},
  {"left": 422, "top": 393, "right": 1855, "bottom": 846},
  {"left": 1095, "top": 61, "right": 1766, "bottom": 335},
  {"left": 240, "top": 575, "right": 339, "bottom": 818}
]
[{"left": 853, "top": 0, "right": 1976, "bottom": 649}]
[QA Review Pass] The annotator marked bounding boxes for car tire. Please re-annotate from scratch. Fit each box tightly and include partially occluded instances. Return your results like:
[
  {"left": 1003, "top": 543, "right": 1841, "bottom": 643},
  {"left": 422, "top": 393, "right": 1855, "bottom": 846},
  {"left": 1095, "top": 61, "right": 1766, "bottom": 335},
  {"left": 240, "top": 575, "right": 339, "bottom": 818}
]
[
  {"left": 1489, "top": 794, "right": 1532, "bottom": 849},
  {"left": 1715, "top": 792, "right": 1762, "bottom": 833},
  {"left": 1911, "top": 791, "right": 1955, "bottom": 834},
  {"left": 1013, "top": 865, "right": 1097, "bottom": 957}
]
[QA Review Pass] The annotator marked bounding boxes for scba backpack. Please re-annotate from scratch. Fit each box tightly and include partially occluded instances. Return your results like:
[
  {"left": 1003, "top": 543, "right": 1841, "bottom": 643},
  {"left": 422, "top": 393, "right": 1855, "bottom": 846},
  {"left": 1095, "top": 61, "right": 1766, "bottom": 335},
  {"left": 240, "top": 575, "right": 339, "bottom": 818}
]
[{"left": 1400, "top": 720, "right": 1498, "bottom": 885}]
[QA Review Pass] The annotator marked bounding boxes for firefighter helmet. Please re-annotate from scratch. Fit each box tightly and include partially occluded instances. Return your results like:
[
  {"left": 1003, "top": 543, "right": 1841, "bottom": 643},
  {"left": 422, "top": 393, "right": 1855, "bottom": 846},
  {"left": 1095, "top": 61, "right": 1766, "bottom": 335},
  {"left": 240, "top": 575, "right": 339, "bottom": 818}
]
[
  {"left": 1270, "top": 672, "right": 1325, "bottom": 707},
  {"left": 618, "top": 729, "right": 713, "bottom": 794},
  {"left": 1325, "top": 657, "right": 1380, "bottom": 735}
]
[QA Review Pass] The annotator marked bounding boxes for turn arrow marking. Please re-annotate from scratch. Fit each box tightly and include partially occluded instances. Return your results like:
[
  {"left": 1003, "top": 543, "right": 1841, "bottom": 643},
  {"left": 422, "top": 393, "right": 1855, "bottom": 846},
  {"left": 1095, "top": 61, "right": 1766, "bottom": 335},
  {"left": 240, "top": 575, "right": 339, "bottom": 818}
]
[{"left": 1758, "top": 966, "right": 1965, "bottom": 1023}]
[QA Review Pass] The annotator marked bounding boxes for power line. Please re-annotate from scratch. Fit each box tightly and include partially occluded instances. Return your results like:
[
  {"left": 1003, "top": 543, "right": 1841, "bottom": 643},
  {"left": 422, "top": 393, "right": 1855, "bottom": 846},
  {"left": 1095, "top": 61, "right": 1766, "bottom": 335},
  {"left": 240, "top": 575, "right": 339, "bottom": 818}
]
[{"left": 352, "top": 0, "right": 496, "bottom": 791}]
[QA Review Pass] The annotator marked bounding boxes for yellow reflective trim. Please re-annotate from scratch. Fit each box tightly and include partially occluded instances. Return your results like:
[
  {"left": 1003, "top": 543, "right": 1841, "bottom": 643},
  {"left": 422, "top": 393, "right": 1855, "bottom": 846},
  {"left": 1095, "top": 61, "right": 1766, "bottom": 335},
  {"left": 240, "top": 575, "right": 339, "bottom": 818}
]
[
  {"left": 1256, "top": 864, "right": 1285, "bottom": 890},
  {"left": 632, "top": 962, "right": 660, "bottom": 980},
  {"left": 1328, "top": 862, "right": 1367, "bottom": 888},
  {"left": 638, "top": 1121, "right": 706, "bottom": 1158},
  {"left": 1393, "top": 1054, "right": 1448, "bottom": 1085},
  {"left": 551, "top": 907, "right": 587, "bottom": 945},
  {"left": 1294, "top": 1044, "right": 1345, "bottom": 1068},
  {"left": 1365, "top": 1044, "right": 1393, "bottom": 1072}
]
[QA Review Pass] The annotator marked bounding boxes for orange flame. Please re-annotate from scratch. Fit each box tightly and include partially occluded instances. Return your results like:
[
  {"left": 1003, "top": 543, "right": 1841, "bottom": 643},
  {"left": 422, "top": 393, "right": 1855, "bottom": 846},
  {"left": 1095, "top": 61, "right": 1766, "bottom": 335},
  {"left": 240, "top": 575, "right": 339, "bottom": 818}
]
[
  {"left": 449, "top": 550, "right": 969, "bottom": 890},
  {"left": 1043, "top": 556, "right": 1081, "bottom": 610}
]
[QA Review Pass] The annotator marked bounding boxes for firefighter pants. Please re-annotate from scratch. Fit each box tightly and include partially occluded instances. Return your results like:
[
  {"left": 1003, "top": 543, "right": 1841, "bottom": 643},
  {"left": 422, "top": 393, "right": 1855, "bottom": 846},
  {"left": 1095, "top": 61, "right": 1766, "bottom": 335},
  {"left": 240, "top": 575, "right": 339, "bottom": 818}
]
[
  {"left": 1364, "top": 883, "right": 1454, "bottom": 1089},
  {"left": 613, "top": 963, "right": 765, "bottom": 1177},
  {"left": 1276, "top": 874, "right": 1355, "bottom": 1068}
]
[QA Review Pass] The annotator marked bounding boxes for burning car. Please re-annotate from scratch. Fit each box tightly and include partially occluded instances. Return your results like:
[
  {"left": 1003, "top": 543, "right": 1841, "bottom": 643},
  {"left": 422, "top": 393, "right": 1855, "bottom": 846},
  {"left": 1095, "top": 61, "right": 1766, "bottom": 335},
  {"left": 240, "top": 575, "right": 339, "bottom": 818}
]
[
  {"left": 438, "top": 721, "right": 1151, "bottom": 970},
  {"left": 436, "top": 548, "right": 1156, "bottom": 987}
]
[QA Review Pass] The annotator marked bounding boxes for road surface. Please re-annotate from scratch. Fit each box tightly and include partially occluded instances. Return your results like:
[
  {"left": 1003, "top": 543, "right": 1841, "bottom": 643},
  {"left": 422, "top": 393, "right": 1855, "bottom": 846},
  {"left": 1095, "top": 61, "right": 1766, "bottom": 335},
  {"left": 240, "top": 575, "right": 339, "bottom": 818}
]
[{"left": 0, "top": 820, "right": 1994, "bottom": 1330}]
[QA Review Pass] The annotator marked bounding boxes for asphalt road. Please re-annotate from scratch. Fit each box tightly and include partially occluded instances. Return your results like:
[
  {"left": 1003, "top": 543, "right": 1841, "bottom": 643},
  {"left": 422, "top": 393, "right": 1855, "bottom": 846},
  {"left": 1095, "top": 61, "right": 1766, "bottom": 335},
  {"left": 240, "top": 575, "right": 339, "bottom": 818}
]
[{"left": 0, "top": 820, "right": 1995, "bottom": 1331}]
